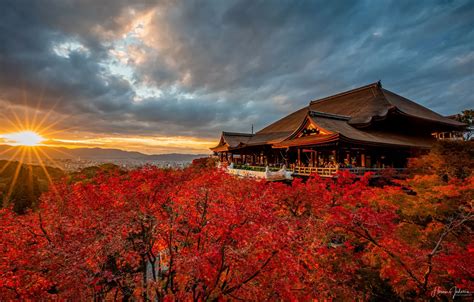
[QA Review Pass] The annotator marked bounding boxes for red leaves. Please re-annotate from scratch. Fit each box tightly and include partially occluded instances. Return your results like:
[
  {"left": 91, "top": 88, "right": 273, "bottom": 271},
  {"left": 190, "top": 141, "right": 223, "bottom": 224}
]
[{"left": 0, "top": 166, "right": 472, "bottom": 300}]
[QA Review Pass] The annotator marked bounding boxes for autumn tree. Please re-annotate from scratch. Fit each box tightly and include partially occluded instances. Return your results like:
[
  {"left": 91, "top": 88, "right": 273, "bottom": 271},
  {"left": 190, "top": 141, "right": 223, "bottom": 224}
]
[
  {"left": 0, "top": 165, "right": 472, "bottom": 301},
  {"left": 270, "top": 170, "right": 473, "bottom": 300},
  {"left": 0, "top": 168, "right": 293, "bottom": 300},
  {"left": 409, "top": 140, "right": 474, "bottom": 181}
]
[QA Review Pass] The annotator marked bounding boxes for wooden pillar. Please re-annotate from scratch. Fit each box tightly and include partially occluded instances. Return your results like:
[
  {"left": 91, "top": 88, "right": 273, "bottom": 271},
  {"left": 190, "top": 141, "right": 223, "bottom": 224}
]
[
  {"left": 315, "top": 150, "right": 319, "bottom": 167},
  {"left": 311, "top": 150, "right": 315, "bottom": 167},
  {"left": 361, "top": 153, "right": 366, "bottom": 167},
  {"left": 297, "top": 148, "right": 301, "bottom": 166}
]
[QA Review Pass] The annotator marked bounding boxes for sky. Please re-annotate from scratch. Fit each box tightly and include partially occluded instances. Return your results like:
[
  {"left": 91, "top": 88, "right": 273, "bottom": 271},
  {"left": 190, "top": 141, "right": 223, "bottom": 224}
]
[{"left": 0, "top": 0, "right": 473, "bottom": 154}]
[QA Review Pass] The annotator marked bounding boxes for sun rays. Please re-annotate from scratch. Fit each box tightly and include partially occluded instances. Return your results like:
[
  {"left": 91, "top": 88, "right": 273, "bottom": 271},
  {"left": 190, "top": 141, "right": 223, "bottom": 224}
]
[{"left": 0, "top": 103, "right": 70, "bottom": 204}]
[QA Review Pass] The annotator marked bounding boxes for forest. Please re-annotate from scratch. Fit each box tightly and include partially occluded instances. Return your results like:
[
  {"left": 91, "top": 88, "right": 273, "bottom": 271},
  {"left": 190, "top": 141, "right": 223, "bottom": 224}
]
[{"left": 0, "top": 141, "right": 472, "bottom": 301}]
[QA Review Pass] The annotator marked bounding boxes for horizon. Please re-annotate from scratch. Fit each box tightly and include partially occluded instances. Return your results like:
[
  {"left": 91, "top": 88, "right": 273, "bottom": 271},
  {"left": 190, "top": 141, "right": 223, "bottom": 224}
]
[
  {"left": 1, "top": 0, "right": 473, "bottom": 154},
  {"left": 0, "top": 143, "right": 209, "bottom": 156}
]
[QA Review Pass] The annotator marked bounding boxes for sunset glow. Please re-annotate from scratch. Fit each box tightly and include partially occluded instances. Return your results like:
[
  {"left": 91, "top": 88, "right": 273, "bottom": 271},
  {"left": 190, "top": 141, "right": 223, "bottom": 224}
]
[
  {"left": 2, "top": 131, "right": 45, "bottom": 147},
  {"left": 0, "top": 1, "right": 472, "bottom": 300}
]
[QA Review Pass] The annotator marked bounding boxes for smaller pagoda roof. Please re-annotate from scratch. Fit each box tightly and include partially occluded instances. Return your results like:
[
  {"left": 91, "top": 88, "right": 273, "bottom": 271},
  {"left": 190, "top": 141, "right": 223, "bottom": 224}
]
[{"left": 210, "top": 132, "right": 254, "bottom": 152}]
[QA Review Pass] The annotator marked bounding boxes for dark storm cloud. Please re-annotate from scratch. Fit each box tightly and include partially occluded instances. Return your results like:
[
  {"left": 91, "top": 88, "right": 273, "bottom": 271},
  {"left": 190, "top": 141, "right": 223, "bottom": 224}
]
[{"left": 0, "top": 0, "right": 472, "bottom": 139}]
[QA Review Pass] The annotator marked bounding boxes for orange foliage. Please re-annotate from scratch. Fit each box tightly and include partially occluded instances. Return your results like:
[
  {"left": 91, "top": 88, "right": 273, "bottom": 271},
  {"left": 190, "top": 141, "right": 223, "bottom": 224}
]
[{"left": 0, "top": 165, "right": 472, "bottom": 300}]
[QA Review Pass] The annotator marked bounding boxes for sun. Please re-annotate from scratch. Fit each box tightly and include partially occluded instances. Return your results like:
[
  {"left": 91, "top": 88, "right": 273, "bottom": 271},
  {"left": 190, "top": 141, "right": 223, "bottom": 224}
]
[{"left": 3, "top": 131, "right": 45, "bottom": 147}]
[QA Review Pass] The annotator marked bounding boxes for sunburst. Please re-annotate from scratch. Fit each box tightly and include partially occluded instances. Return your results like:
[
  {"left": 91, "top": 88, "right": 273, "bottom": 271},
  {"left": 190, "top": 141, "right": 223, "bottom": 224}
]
[
  {"left": 2, "top": 131, "right": 45, "bottom": 146},
  {"left": 0, "top": 101, "right": 74, "bottom": 204}
]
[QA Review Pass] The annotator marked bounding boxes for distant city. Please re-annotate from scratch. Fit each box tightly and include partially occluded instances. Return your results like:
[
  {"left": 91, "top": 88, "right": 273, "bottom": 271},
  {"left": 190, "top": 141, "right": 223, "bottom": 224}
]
[
  {"left": 34, "top": 158, "right": 195, "bottom": 172},
  {"left": 0, "top": 144, "right": 208, "bottom": 171}
]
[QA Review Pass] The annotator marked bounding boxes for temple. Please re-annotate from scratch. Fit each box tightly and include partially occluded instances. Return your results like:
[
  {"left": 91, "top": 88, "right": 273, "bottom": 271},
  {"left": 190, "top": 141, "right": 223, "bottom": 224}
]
[{"left": 210, "top": 82, "right": 466, "bottom": 178}]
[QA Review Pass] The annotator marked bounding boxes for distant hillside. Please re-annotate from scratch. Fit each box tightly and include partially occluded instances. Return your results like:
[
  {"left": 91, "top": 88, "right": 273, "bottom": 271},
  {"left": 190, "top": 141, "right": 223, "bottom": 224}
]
[{"left": 0, "top": 145, "right": 209, "bottom": 162}]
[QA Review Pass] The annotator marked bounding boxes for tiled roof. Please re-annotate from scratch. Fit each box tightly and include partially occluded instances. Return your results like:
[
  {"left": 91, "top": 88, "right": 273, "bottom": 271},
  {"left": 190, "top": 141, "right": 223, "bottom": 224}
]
[{"left": 211, "top": 82, "right": 466, "bottom": 151}]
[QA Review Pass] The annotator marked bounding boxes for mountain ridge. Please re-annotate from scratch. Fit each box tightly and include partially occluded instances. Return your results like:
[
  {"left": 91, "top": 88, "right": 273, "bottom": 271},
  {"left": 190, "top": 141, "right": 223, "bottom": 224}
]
[{"left": 0, "top": 145, "right": 209, "bottom": 162}]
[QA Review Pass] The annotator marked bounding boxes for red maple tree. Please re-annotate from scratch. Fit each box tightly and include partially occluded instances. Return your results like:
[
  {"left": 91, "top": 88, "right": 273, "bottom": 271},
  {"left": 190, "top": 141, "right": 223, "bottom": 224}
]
[{"left": 0, "top": 163, "right": 472, "bottom": 300}]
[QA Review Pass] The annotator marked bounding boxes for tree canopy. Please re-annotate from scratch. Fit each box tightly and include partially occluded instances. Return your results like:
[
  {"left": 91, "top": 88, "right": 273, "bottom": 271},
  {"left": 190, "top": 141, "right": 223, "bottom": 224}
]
[{"left": 0, "top": 152, "right": 472, "bottom": 300}]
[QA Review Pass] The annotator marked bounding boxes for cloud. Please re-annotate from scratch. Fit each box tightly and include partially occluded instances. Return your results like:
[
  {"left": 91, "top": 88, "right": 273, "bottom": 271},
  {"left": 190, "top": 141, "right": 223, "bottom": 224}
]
[{"left": 0, "top": 0, "right": 472, "bottom": 152}]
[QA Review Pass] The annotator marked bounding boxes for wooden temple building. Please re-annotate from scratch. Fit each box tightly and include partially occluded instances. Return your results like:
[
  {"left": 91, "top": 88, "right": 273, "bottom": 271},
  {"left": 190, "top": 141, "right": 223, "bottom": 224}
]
[{"left": 210, "top": 82, "right": 466, "bottom": 177}]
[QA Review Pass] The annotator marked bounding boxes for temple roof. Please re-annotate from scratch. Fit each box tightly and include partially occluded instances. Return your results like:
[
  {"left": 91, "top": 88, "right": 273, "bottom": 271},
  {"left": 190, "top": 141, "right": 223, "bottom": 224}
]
[
  {"left": 309, "top": 82, "right": 465, "bottom": 127},
  {"left": 275, "top": 112, "right": 435, "bottom": 148},
  {"left": 210, "top": 132, "right": 254, "bottom": 151},
  {"left": 273, "top": 133, "right": 340, "bottom": 148},
  {"left": 211, "top": 82, "right": 466, "bottom": 151}
]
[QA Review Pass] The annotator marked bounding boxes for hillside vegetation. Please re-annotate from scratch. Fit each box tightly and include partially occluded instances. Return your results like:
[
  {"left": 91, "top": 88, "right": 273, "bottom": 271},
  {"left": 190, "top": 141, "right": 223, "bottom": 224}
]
[
  {"left": 0, "top": 142, "right": 472, "bottom": 301},
  {"left": 0, "top": 160, "right": 64, "bottom": 213}
]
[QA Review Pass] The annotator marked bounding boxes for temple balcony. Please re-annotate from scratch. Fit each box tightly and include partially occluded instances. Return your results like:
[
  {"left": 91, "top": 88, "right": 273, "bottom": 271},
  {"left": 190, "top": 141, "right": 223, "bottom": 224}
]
[
  {"left": 225, "top": 164, "right": 293, "bottom": 181},
  {"left": 224, "top": 163, "right": 407, "bottom": 180},
  {"left": 292, "top": 166, "right": 407, "bottom": 177}
]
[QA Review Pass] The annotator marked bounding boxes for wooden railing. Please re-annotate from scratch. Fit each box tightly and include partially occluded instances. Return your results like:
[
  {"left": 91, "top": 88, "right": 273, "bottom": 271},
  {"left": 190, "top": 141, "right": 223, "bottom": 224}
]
[
  {"left": 227, "top": 165, "right": 293, "bottom": 181},
  {"left": 293, "top": 166, "right": 338, "bottom": 177},
  {"left": 226, "top": 164, "right": 406, "bottom": 178},
  {"left": 293, "top": 166, "right": 406, "bottom": 177}
]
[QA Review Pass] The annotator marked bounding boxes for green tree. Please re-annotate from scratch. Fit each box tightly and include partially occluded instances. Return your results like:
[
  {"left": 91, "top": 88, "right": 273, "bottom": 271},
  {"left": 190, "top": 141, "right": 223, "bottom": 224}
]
[
  {"left": 454, "top": 109, "right": 474, "bottom": 140},
  {"left": 3, "top": 165, "right": 41, "bottom": 214}
]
